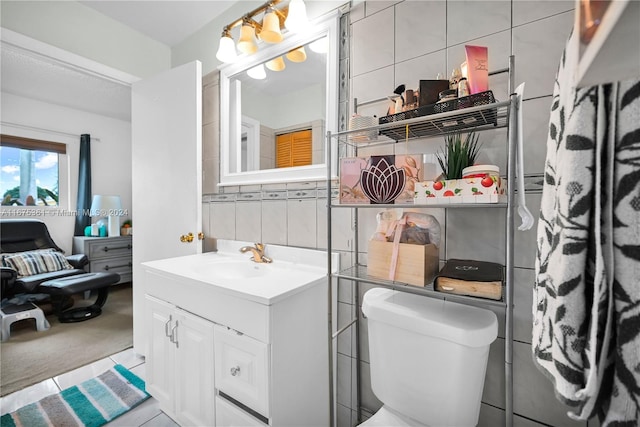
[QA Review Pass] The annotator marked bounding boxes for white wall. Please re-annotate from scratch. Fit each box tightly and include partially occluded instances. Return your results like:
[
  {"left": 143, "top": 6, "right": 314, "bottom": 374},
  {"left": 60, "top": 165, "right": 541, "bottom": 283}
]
[
  {"left": 243, "top": 83, "right": 324, "bottom": 130},
  {"left": 1, "top": 92, "right": 132, "bottom": 254},
  {"left": 0, "top": 1, "right": 170, "bottom": 79}
]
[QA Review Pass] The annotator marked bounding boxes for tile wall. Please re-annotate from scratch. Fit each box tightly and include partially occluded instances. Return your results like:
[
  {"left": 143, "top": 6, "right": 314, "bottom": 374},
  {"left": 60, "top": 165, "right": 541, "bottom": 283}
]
[{"left": 202, "top": 2, "right": 602, "bottom": 426}]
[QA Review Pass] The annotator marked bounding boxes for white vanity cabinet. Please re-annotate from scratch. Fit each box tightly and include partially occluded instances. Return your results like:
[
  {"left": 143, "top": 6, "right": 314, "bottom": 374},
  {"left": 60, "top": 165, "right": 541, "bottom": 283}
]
[
  {"left": 145, "top": 294, "right": 215, "bottom": 427},
  {"left": 142, "top": 244, "right": 334, "bottom": 427}
]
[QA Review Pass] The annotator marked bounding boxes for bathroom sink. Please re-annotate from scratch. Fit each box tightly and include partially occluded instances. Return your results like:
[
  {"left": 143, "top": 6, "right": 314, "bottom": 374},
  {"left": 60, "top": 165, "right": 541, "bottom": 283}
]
[
  {"left": 192, "top": 259, "right": 276, "bottom": 280},
  {"left": 141, "top": 239, "right": 340, "bottom": 305}
]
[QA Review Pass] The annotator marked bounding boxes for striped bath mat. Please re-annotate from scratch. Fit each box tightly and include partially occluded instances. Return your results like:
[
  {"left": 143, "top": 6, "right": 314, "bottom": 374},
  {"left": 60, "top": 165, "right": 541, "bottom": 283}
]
[{"left": 1, "top": 365, "right": 149, "bottom": 427}]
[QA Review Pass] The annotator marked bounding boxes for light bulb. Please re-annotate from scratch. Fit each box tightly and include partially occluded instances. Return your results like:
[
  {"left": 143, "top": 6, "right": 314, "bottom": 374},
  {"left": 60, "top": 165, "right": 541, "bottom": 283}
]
[
  {"left": 237, "top": 22, "right": 258, "bottom": 54},
  {"left": 285, "top": 0, "right": 308, "bottom": 33},
  {"left": 286, "top": 46, "right": 307, "bottom": 63},
  {"left": 266, "top": 56, "right": 286, "bottom": 71},
  {"left": 216, "top": 34, "right": 237, "bottom": 63},
  {"left": 260, "top": 8, "right": 283, "bottom": 43},
  {"left": 247, "top": 64, "right": 267, "bottom": 79}
]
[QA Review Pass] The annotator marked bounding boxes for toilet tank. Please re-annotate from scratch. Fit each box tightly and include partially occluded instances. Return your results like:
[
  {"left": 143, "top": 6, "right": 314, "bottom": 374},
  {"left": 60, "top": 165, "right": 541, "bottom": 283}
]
[{"left": 362, "top": 288, "right": 498, "bottom": 426}]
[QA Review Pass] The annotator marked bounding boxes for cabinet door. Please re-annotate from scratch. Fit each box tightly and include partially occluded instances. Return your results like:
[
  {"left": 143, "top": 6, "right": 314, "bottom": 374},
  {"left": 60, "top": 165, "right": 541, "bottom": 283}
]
[
  {"left": 214, "top": 325, "right": 270, "bottom": 418},
  {"left": 145, "top": 295, "right": 176, "bottom": 413},
  {"left": 174, "top": 308, "right": 215, "bottom": 427}
]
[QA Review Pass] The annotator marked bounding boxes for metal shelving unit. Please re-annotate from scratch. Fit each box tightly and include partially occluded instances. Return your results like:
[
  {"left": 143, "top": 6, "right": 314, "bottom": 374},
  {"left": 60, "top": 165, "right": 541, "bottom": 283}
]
[{"left": 326, "top": 56, "right": 518, "bottom": 426}]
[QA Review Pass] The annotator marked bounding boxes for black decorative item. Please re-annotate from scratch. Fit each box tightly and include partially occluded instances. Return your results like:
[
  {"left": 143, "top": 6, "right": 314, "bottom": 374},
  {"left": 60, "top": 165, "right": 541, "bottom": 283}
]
[{"left": 360, "top": 157, "right": 406, "bottom": 204}]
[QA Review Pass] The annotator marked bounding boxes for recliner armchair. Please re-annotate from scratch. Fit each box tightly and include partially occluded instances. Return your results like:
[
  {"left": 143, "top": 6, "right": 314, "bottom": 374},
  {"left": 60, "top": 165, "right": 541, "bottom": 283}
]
[{"left": 1, "top": 219, "right": 88, "bottom": 299}]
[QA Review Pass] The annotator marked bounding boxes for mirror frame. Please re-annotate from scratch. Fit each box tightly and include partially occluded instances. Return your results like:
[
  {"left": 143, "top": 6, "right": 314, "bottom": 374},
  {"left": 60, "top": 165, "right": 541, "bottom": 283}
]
[{"left": 219, "top": 10, "right": 340, "bottom": 186}]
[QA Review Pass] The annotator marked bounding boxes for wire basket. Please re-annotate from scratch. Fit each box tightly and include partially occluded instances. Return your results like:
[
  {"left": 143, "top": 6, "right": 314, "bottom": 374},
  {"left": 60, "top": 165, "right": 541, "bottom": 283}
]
[
  {"left": 378, "top": 90, "right": 498, "bottom": 140},
  {"left": 378, "top": 103, "right": 437, "bottom": 125},
  {"left": 432, "top": 90, "right": 496, "bottom": 113}
]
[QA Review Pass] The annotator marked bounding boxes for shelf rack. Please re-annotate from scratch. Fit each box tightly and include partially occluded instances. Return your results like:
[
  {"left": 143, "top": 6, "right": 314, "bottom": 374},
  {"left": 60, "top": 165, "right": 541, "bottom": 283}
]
[{"left": 326, "top": 55, "right": 517, "bottom": 426}]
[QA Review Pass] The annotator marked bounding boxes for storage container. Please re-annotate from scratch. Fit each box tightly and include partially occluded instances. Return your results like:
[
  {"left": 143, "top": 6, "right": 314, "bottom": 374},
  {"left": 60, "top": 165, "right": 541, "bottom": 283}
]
[{"left": 367, "top": 241, "right": 439, "bottom": 287}]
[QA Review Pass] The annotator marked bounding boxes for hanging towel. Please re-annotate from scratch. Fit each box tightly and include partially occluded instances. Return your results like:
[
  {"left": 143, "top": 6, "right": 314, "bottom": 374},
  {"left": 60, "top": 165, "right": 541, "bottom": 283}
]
[{"left": 533, "top": 27, "right": 640, "bottom": 424}]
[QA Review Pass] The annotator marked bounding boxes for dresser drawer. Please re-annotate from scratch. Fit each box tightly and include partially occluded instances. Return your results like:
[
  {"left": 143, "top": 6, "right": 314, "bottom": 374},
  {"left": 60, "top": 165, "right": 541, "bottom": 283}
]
[
  {"left": 90, "top": 258, "right": 132, "bottom": 283},
  {"left": 215, "top": 395, "right": 267, "bottom": 426},
  {"left": 214, "top": 325, "right": 269, "bottom": 418},
  {"left": 86, "top": 238, "right": 132, "bottom": 261}
]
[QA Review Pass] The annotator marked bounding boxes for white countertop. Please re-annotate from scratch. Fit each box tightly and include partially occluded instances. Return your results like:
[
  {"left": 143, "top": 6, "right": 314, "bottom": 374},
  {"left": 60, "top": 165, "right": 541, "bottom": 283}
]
[{"left": 142, "top": 240, "right": 338, "bottom": 305}]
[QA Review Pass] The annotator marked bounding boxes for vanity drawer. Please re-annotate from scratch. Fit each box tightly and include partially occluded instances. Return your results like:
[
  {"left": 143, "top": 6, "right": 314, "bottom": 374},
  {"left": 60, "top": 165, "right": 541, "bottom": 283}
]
[
  {"left": 214, "top": 325, "right": 270, "bottom": 418},
  {"left": 215, "top": 395, "right": 267, "bottom": 426}
]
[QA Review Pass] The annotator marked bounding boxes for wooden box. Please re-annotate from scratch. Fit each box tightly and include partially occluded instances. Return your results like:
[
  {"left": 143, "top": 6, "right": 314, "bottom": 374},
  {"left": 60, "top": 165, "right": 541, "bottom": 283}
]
[{"left": 367, "top": 241, "right": 439, "bottom": 287}]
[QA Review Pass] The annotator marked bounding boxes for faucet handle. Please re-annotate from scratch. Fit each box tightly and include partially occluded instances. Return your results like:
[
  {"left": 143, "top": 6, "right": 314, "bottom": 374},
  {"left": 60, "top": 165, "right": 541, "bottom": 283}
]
[{"left": 255, "top": 243, "right": 265, "bottom": 252}]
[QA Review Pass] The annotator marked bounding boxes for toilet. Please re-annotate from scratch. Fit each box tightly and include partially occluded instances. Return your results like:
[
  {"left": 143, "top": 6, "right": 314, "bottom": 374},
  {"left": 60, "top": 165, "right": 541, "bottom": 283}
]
[{"left": 360, "top": 288, "right": 498, "bottom": 427}]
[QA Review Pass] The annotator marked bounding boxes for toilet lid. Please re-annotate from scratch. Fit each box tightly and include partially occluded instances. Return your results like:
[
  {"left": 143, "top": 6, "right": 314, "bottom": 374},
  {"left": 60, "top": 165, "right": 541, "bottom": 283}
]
[{"left": 362, "top": 288, "right": 498, "bottom": 347}]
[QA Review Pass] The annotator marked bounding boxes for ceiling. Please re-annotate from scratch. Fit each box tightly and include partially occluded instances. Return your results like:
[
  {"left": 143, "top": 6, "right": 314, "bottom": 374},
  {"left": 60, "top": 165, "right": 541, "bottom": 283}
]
[
  {"left": 79, "top": 1, "right": 237, "bottom": 47},
  {"left": 1, "top": 1, "right": 326, "bottom": 123},
  {"left": 1, "top": 1, "right": 238, "bottom": 122}
]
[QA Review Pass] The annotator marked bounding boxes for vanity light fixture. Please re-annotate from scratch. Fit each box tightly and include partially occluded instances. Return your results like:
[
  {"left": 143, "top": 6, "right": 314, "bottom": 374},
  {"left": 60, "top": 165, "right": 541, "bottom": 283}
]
[
  {"left": 215, "top": 0, "right": 309, "bottom": 64},
  {"left": 237, "top": 19, "right": 259, "bottom": 55},
  {"left": 215, "top": 28, "right": 238, "bottom": 63},
  {"left": 286, "top": 45, "right": 306, "bottom": 63},
  {"left": 284, "top": 0, "right": 308, "bottom": 32},
  {"left": 260, "top": 6, "right": 284, "bottom": 43},
  {"left": 266, "top": 56, "right": 286, "bottom": 71},
  {"left": 247, "top": 64, "right": 267, "bottom": 80}
]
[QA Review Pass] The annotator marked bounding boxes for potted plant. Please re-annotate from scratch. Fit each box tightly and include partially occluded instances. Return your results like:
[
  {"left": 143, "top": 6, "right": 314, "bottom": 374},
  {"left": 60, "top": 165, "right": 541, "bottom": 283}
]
[
  {"left": 435, "top": 131, "right": 481, "bottom": 180},
  {"left": 121, "top": 219, "right": 132, "bottom": 236}
]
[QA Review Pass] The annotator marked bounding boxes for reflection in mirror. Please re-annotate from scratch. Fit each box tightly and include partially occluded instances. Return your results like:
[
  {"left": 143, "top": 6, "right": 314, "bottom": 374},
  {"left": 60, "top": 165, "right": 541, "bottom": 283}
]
[
  {"left": 231, "top": 37, "right": 327, "bottom": 173},
  {"left": 220, "top": 11, "right": 340, "bottom": 186}
]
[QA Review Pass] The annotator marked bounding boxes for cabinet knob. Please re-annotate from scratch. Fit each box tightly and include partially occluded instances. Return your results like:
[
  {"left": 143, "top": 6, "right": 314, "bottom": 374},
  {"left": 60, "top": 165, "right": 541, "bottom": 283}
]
[{"left": 230, "top": 366, "right": 241, "bottom": 377}]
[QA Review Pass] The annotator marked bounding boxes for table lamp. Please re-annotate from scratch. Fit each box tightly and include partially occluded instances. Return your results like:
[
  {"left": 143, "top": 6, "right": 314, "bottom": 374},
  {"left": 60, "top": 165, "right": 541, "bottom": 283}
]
[{"left": 90, "top": 195, "right": 122, "bottom": 237}]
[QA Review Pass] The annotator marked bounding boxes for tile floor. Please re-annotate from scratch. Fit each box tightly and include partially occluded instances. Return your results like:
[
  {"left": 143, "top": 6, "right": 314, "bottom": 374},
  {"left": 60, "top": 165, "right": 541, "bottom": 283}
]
[{"left": 0, "top": 348, "right": 177, "bottom": 427}]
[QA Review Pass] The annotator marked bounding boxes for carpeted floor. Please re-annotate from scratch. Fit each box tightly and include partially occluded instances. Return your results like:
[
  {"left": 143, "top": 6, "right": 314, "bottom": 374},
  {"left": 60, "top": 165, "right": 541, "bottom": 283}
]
[{"left": 0, "top": 284, "right": 134, "bottom": 397}]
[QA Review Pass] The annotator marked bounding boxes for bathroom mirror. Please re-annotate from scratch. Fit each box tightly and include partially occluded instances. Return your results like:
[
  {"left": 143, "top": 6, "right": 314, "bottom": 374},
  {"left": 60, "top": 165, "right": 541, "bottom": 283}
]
[{"left": 219, "top": 11, "right": 339, "bottom": 186}]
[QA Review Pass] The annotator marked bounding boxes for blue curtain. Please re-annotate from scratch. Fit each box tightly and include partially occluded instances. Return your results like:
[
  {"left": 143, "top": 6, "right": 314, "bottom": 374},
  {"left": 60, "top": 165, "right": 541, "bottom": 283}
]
[{"left": 74, "top": 134, "right": 92, "bottom": 236}]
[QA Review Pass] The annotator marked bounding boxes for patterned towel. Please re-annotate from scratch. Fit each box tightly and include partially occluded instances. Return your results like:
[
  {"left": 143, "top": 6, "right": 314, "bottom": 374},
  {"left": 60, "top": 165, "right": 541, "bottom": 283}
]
[{"left": 533, "top": 28, "right": 640, "bottom": 424}]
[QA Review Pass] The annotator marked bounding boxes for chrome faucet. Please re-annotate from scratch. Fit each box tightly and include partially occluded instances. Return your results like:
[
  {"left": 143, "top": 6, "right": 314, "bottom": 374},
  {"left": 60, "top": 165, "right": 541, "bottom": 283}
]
[{"left": 239, "top": 243, "right": 273, "bottom": 263}]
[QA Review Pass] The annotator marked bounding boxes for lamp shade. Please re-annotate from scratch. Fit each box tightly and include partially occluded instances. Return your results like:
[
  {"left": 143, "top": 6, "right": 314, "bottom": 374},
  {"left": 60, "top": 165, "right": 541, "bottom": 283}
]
[
  {"left": 286, "top": 46, "right": 307, "bottom": 63},
  {"left": 260, "top": 8, "right": 283, "bottom": 43},
  {"left": 216, "top": 34, "right": 237, "bottom": 63},
  {"left": 266, "top": 56, "right": 286, "bottom": 71},
  {"left": 90, "top": 195, "right": 122, "bottom": 217},
  {"left": 285, "top": 0, "right": 308, "bottom": 33},
  {"left": 247, "top": 64, "right": 267, "bottom": 79},
  {"left": 237, "top": 23, "right": 258, "bottom": 54}
]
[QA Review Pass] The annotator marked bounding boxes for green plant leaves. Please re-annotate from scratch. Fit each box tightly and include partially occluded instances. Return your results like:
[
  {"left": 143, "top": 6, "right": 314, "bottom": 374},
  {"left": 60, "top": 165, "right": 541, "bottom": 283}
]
[{"left": 435, "top": 131, "right": 481, "bottom": 179}]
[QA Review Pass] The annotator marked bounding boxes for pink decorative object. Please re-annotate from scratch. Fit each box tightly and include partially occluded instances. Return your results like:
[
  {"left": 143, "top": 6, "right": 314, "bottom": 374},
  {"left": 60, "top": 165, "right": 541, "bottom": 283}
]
[
  {"left": 360, "top": 158, "right": 406, "bottom": 204},
  {"left": 464, "top": 45, "right": 489, "bottom": 95}
]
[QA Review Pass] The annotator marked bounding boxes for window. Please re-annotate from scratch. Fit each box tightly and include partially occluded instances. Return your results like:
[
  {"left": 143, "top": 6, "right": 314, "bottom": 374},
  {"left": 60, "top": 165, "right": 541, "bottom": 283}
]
[
  {"left": 276, "top": 129, "right": 312, "bottom": 168},
  {"left": 1, "top": 135, "right": 64, "bottom": 207}
]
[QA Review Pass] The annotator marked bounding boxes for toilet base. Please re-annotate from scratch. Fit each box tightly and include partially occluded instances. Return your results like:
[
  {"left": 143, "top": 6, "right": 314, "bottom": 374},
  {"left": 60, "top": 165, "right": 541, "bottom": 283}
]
[{"left": 358, "top": 406, "right": 427, "bottom": 427}]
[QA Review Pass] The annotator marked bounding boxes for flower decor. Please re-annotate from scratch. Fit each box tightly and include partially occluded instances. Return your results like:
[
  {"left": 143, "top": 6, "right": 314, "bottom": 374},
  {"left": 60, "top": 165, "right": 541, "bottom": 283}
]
[
  {"left": 436, "top": 131, "right": 481, "bottom": 179},
  {"left": 360, "top": 158, "right": 406, "bottom": 204}
]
